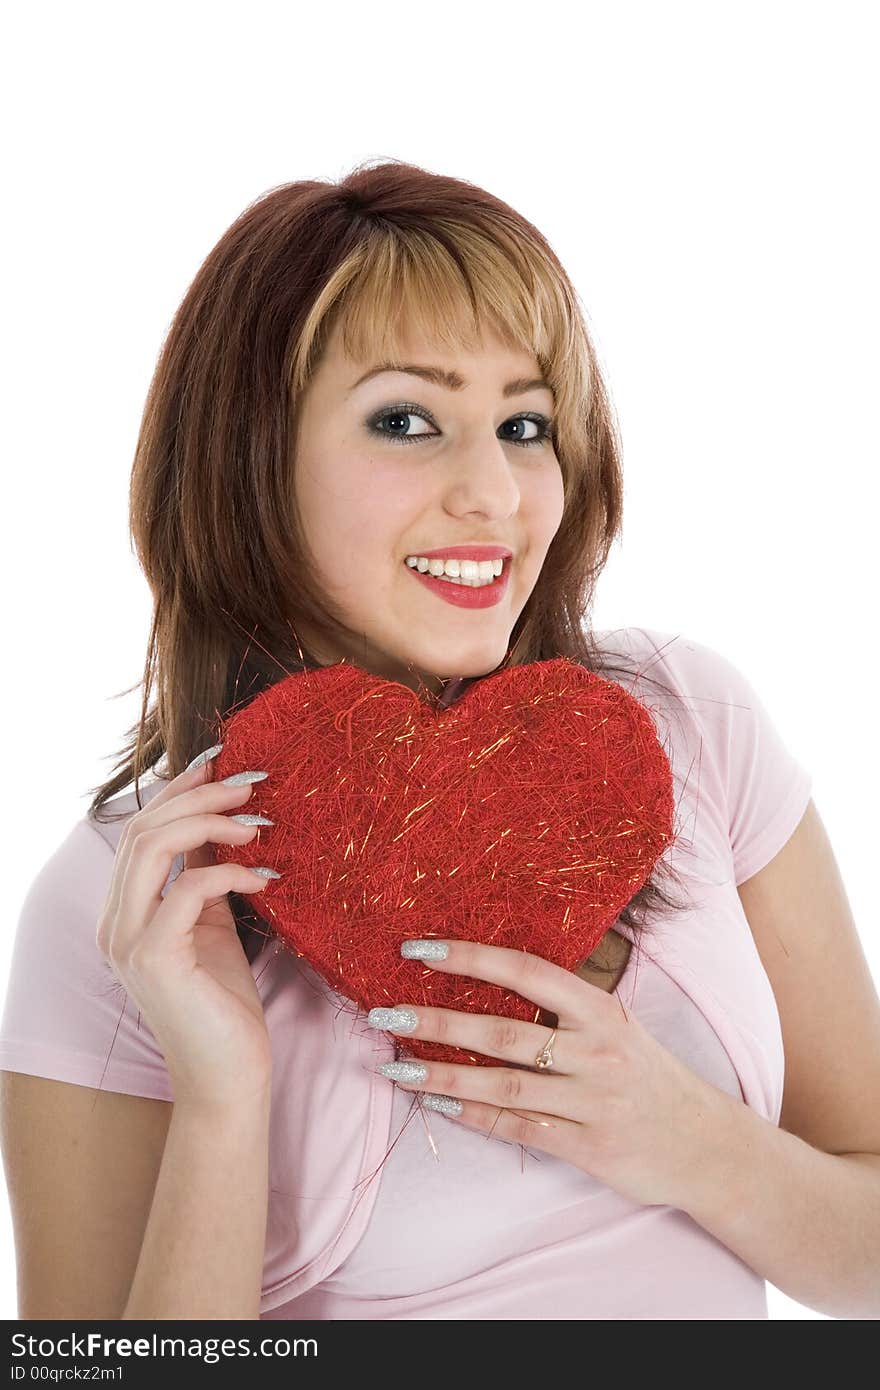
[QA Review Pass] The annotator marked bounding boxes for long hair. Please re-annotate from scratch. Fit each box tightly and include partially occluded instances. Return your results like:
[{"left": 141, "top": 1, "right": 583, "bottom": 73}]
[{"left": 86, "top": 157, "right": 690, "bottom": 978}]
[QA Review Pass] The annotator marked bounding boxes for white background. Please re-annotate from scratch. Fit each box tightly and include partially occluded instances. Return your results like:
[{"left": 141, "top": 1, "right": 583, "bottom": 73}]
[{"left": 1, "top": 0, "right": 876, "bottom": 1322}]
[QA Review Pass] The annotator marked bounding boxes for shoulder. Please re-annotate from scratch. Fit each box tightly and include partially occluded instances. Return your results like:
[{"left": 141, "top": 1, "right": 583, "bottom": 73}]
[
  {"left": 591, "top": 623, "right": 797, "bottom": 768},
  {"left": 11, "top": 774, "right": 174, "bottom": 966},
  {"left": 591, "top": 625, "right": 811, "bottom": 885},
  {"left": 590, "top": 624, "right": 747, "bottom": 763},
  {"left": 1, "top": 776, "right": 177, "bottom": 1100},
  {"left": 592, "top": 624, "right": 748, "bottom": 695}
]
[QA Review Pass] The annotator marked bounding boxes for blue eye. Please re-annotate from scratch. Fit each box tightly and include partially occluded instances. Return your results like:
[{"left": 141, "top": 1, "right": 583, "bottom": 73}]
[{"left": 367, "top": 403, "right": 555, "bottom": 450}]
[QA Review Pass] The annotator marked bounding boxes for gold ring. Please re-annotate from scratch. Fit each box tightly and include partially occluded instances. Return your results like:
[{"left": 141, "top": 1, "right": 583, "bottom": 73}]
[{"left": 534, "top": 1027, "right": 557, "bottom": 1071}]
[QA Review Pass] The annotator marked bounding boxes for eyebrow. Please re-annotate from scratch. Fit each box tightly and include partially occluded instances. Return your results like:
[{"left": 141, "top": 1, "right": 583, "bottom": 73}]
[{"left": 349, "top": 363, "right": 554, "bottom": 399}]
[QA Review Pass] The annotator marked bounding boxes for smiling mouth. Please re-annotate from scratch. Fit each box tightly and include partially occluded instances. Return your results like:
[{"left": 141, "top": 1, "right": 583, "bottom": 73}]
[
  {"left": 403, "top": 556, "right": 511, "bottom": 609},
  {"left": 403, "top": 556, "right": 506, "bottom": 588}
]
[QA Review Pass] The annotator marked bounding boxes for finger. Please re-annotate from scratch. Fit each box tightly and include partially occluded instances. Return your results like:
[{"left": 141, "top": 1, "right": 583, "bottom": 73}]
[
  {"left": 109, "top": 813, "right": 263, "bottom": 959},
  {"left": 402, "top": 937, "right": 610, "bottom": 1028},
  {"left": 106, "top": 753, "right": 261, "bottom": 924},
  {"left": 142, "top": 862, "right": 274, "bottom": 955},
  {"left": 133, "top": 742, "right": 225, "bottom": 818},
  {"left": 183, "top": 835, "right": 221, "bottom": 875},
  {"left": 439, "top": 1095, "right": 581, "bottom": 1158},
  {"left": 105, "top": 751, "right": 221, "bottom": 922},
  {"left": 380, "top": 1001, "right": 576, "bottom": 1074},
  {"left": 386, "top": 1052, "right": 574, "bottom": 1123}
]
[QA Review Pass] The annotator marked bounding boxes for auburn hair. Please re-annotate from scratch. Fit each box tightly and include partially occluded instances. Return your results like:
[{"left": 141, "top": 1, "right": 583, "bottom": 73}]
[{"left": 87, "top": 157, "right": 690, "bottom": 977}]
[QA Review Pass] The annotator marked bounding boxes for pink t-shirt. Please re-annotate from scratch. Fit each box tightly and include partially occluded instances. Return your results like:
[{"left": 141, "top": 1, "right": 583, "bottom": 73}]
[{"left": 0, "top": 628, "right": 813, "bottom": 1319}]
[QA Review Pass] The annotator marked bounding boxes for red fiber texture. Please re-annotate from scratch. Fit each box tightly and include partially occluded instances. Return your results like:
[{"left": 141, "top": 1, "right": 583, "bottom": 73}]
[{"left": 211, "top": 657, "right": 675, "bottom": 1067}]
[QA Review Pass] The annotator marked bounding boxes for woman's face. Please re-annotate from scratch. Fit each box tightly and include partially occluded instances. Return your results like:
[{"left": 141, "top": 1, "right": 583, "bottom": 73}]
[{"left": 291, "top": 318, "right": 565, "bottom": 698}]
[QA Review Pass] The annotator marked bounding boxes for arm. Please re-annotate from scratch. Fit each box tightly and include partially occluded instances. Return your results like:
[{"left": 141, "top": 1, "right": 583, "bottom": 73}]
[
  {"left": 1, "top": 807, "right": 276, "bottom": 1320},
  {"left": 679, "top": 1083, "right": 880, "bottom": 1319},
  {"left": 1, "top": 1071, "right": 273, "bottom": 1321},
  {"left": 1, "top": 1073, "right": 172, "bottom": 1320},
  {"left": 680, "top": 799, "right": 880, "bottom": 1319},
  {"left": 123, "top": 1082, "right": 272, "bottom": 1320}
]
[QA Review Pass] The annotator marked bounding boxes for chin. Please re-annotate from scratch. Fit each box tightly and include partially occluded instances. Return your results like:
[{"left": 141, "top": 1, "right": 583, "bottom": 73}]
[{"left": 421, "top": 645, "right": 512, "bottom": 683}]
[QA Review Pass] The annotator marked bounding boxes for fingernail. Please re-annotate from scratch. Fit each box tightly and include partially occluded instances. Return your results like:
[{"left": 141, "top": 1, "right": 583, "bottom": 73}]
[
  {"left": 377, "top": 1060, "right": 429, "bottom": 1082},
  {"left": 367, "top": 1006, "right": 420, "bottom": 1034},
  {"left": 251, "top": 866, "right": 282, "bottom": 879},
  {"left": 422, "top": 1094, "right": 463, "bottom": 1117},
  {"left": 222, "top": 770, "right": 270, "bottom": 786},
  {"left": 401, "top": 940, "right": 449, "bottom": 960},
  {"left": 185, "top": 742, "right": 224, "bottom": 773},
  {"left": 230, "top": 815, "right": 274, "bottom": 826}
]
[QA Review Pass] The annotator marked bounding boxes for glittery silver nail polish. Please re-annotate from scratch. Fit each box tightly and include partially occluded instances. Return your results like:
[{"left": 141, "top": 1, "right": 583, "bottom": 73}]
[
  {"left": 401, "top": 940, "right": 449, "bottom": 960},
  {"left": 230, "top": 814, "right": 274, "bottom": 826},
  {"left": 185, "top": 742, "right": 224, "bottom": 773},
  {"left": 423, "top": 1093, "right": 463, "bottom": 1117},
  {"left": 367, "top": 1006, "right": 420, "bottom": 1034},
  {"left": 378, "top": 1060, "right": 429, "bottom": 1082},
  {"left": 222, "top": 770, "right": 270, "bottom": 786}
]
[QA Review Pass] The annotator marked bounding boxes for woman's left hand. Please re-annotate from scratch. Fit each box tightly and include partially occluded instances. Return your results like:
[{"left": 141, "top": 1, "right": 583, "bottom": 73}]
[{"left": 370, "top": 937, "right": 732, "bottom": 1210}]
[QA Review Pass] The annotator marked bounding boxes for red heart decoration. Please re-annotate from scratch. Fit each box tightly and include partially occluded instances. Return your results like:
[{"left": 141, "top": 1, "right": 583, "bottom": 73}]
[{"left": 211, "top": 658, "right": 675, "bottom": 1067}]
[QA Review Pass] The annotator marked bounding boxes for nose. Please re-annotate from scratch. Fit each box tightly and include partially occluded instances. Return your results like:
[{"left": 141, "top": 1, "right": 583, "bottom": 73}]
[{"left": 440, "top": 435, "right": 521, "bottom": 519}]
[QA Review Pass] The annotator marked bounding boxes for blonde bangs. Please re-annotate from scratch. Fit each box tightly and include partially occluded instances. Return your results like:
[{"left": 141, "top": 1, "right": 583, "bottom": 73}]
[{"left": 290, "top": 219, "right": 591, "bottom": 462}]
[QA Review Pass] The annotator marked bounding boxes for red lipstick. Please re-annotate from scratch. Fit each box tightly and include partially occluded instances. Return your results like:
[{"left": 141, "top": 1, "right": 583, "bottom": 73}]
[{"left": 405, "top": 557, "right": 512, "bottom": 609}]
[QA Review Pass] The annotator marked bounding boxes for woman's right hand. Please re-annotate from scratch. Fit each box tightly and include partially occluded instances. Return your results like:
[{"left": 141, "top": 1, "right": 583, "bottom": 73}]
[{"left": 96, "top": 747, "right": 279, "bottom": 1109}]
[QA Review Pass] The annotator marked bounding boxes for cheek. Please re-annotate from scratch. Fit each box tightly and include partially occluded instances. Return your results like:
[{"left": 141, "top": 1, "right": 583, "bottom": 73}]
[
  {"left": 349, "top": 464, "right": 424, "bottom": 560},
  {"left": 525, "top": 466, "right": 566, "bottom": 540},
  {"left": 548, "top": 461, "right": 566, "bottom": 516},
  {"left": 317, "top": 507, "right": 409, "bottom": 602},
  {"left": 297, "top": 454, "right": 403, "bottom": 561}
]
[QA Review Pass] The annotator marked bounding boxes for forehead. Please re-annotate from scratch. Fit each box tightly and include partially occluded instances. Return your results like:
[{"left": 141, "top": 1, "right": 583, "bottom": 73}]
[{"left": 320, "top": 314, "right": 545, "bottom": 388}]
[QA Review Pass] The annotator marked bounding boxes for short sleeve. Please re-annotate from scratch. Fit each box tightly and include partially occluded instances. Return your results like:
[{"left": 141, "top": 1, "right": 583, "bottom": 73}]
[
  {"left": 671, "top": 637, "right": 814, "bottom": 885},
  {"left": 0, "top": 816, "right": 174, "bottom": 1101}
]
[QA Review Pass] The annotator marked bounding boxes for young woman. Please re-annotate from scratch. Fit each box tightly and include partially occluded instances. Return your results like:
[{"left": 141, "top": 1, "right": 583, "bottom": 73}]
[{"left": 1, "top": 160, "right": 878, "bottom": 1321}]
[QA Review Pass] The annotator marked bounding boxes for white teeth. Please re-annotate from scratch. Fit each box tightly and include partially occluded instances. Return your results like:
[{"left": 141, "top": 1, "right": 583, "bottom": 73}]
[{"left": 404, "top": 555, "right": 505, "bottom": 586}]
